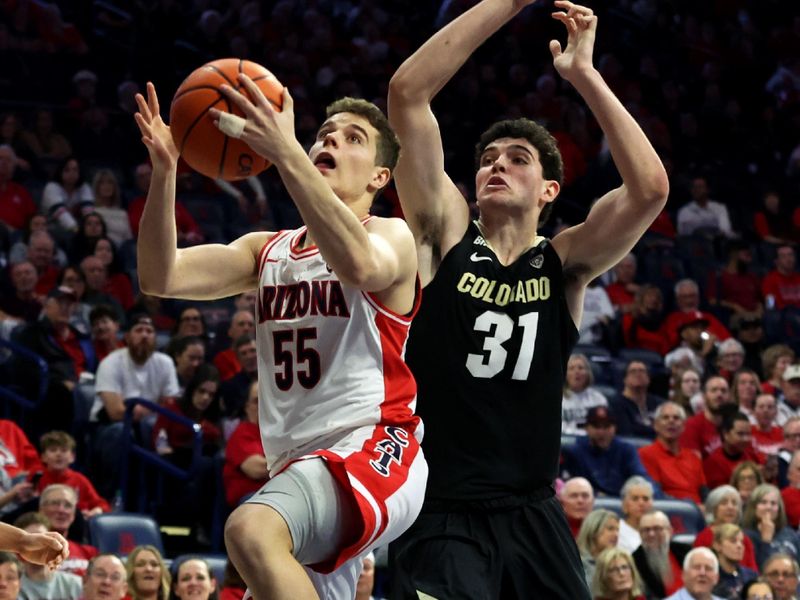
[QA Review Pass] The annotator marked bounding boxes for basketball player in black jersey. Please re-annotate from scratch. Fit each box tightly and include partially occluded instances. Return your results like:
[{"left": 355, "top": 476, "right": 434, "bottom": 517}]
[{"left": 387, "top": 0, "right": 669, "bottom": 597}]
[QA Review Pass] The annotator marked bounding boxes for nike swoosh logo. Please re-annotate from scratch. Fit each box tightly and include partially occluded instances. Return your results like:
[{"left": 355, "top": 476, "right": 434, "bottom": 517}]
[{"left": 469, "top": 252, "right": 492, "bottom": 263}]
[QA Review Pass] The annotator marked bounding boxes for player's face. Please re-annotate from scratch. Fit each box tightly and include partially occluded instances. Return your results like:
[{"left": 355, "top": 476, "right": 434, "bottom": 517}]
[
  {"left": 475, "top": 137, "right": 556, "bottom": 215},
  {"left": 309, "top": 112, "right": 389, "bottom": 203}
]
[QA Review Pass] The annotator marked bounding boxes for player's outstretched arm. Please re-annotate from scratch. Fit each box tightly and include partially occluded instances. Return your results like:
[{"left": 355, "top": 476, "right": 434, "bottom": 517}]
[
  {"left": 550, "top": 2, "right": 668, "bottom": 281},
  {"left": 212, "top": 77, "right": 417, "bottom": 299},
  {"left": 134, "top": 82, "right": 269, "bottom": 300},
  {"left": 388, "top": 0, "right": 537, "bottom": 283},
  {"left": 0, "top": 522, "right": 69, "bottom": 568}
]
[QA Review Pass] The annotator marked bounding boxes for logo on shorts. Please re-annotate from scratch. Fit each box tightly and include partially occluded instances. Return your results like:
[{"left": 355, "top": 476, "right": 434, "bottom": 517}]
[{"left": 369, "top": 426, "right": 410, "bottom": 478}]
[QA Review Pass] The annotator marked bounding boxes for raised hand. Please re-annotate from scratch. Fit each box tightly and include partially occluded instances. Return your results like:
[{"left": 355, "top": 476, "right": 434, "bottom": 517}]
[
  {"left": 18, "top": 530, "right": 69, "bottom": 568},
  {"left": 549, "top": 1, "right": 597, "bottom": 82},
  {"left": 134, "top": 82, "right": 180, "bottom": 171},
  {"left": 210, "top": 74, "right": 297, "bottom": 166}
]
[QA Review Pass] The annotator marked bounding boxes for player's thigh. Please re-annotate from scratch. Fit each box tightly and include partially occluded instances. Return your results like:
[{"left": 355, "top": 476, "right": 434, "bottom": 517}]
[
  {"left": 389, "top": 512, "right": 499, "bottom": 600},
  {"left": 497, "top": 498, "right": 591, "bottom": 600}
]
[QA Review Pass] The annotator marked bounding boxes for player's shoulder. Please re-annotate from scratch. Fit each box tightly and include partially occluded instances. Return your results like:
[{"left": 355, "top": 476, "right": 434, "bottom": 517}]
[{"left": 232, "top": 230, "right": 280, "bottom": 256}]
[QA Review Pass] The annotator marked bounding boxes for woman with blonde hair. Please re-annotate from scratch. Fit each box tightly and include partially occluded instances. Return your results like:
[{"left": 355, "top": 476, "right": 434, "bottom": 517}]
[
  {"left": 670, "top": 366, "right": 701, "bottom": 416},
  {"left": 730, "top": 461, "right": 763, "bottom": 506},
  {"left": 577, "top": 509, "right": 620, "bottom": 587},
  {"left": 761, "top": 344, "right": 795, "bottom": 396},
  {"left": 92, "top": 168, "right": 132, "bottom": 246},
  {"left": 562, "top": 353, "right": 609, "bottom": 434},
  {"left": 742, "top": 483, "right": 800, "bottom": 567},
  {"left": 710, "top": 523, "right": 757, "bottom": 599},
  {"left": 591, "top": 547, "right": 644, "bottom": 600},
  {"left": 731, "top": 369, "right": 761, "bottom": 423},
  {"left": 126, "top": 545, "right": 171, "bottom": 600}
]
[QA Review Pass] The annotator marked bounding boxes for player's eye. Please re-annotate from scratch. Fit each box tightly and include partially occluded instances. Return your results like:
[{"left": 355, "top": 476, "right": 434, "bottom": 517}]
[{"left": 348, "top": 134, "right": 362, "bottom": 144}]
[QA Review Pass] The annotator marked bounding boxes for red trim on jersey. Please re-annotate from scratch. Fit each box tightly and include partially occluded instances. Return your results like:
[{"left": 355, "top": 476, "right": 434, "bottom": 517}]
[
  {"left": 362, "top": 276, "right": 422, "bottom": 324},
  {"left": 257, "top": 230, "right": 291, "bottom": 280}
]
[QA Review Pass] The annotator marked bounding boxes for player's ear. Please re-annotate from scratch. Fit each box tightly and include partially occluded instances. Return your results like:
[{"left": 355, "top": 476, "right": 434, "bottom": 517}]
[
  {"left": 369, "top": 166, "right": 391, "bottom": 192},
  {"left": 540, "top": 179, "right": 560, "bottom": 204}
]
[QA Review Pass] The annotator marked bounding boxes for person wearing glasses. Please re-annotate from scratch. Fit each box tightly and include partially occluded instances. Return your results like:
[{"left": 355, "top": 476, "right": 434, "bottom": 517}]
[
  {"left": 83, "top": 554, "right": 127, "bottom": 600},
  {"left": 15, "top": 512, "right": 82, "bottom": 600},
  {"left": 632, "top": 510, "right": 686, "bottom": 599},
  {"left": 37, "top": 484, "right": 98, "bottom": 578},
  {"left": 591, "top": 547, "right": 645, "bottom": 600},
  {"left": 761, "top": 553, "right": 800, "bottom": 600}
]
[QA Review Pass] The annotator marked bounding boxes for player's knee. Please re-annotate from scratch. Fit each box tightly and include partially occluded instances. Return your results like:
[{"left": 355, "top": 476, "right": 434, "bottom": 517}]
[{"left": 225, "top": 503, "right": 292, "bottom": 560}]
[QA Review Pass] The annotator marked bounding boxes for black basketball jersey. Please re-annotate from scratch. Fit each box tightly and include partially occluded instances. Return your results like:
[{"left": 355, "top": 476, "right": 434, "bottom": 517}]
[{"left": 407, "top": 221, "right": 578, "bottom": 502}]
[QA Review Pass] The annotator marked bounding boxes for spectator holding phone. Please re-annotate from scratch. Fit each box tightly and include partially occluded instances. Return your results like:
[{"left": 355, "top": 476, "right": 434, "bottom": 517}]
[{"left": 0, "top": 419, "right": 43, "bottom": 520}]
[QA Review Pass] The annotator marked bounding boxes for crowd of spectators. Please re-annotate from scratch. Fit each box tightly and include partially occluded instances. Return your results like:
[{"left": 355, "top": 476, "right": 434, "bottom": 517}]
[{"left": 0, "top": 0, "right": 798, "bottom": 598}]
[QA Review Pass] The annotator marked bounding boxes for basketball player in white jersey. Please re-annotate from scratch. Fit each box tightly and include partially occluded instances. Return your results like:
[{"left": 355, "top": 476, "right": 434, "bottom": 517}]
[
  {"left": 387, "top": 0, "right": 669, "bottom": 597},
  {"left": 134, "top": 78, "right": 426, "bottom": 599}
]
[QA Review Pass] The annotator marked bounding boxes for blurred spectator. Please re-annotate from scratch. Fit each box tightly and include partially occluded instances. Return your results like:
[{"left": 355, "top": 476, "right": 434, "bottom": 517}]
[
  {"left": 676, "top": 176, "right": 733, "bottom": 239},
  {"left": 40, "top": 156, "right": 94, "bottom": 236},
  {"left": 663, "top": 280, "right": 731, "bottom": 350},
  {"left": 355, "top": 551, "right": 375, "bottom": 600},
  {"left": 666, "top": 547, "right": 721, "bottom": 600},
  {"left": 36, "top": 432, "right": 108, "bottom": 518},
  {"left": 716, "top": 340, "right": 747, "bottom": 384},
  {"left": 15, "top": 286, "right": 94, "bottom": 435},
  {"left": 173, "top": 306, "right": 207, "bottom": 341},
  {"left": 167, "top": 335, "right": 206, "bottom": 395},
  {"left": 212, "top": 311, "right": 255, "bottom": 381},
  {"left": 91, "top": 170, "right": 131, "bottom": 248},
  {"left": 90, "top": 237, "right": 134, "bottom": 310},
  {"left": 219, "top": 559, "right": 245, "bottom": 600},
  {"left": 610, "top": 361, "right": 664, "bottom": 439},
  {"left": 0, "top": 260, "right": 42, "bottom": 325},
  {"left": 760, "top": 553, "right": 799, "bottom": 600},
  {"left": 223, "top": 381, "right": 267, "bottom": 508},
  {"left": 777, "top": 418, "right": 800, "bottom": 489},
  {"left": 731, "top": 369, "right": 761, "bottom": 420},
  {"left": 562, "top": 354, "right": 609, "bottom": 435},
  {"left": 0, "top": 419, "right": 41, "bottom": 520},
  {"left": 605, "top": 253, "right": 639, "bottom": 315},
  {"left": 125, "top": 545, "right": 170, "bottom": 600},
  {"left": 681, "top": 376, "right": 733, "bottom": 459},
  {"left": 579, "top": 279, "right": 615, "bottom": 345},
  {"left": 577, "top": 509, "right": 620, "bottom": 587},
  {"left": 15, "top": 512, "right": 82, "bottom": 599},
  {"left": 214, "top": 176, "right": 269, "bottom": 225},
  {"left": 742, "top": 484, "right": 800, "bottom": 567},
  {"left": 664, "top": 311, "right": 719, "bottom": 372},
  {"left": 618, "top": 476, "right": 654, "bottom": 554},
  {"left": 590, "top": 547, "right": 643, "bottom": 600},
  {"left": 26, "top": 229, "right": 61, "bottom": 295},
  {"left": 730, "top": 462, "right": 764, "bottom": 507},
  {"left": 693, "top": 485, "right": 758, "bottom": 571},
  {"left": 0, "top": 552, "right": 21, "bottom": 600},
  {"left": 782, "top": 450, "right": 800, "bottom": 529},
  {"left": 632, "top": 510, "right": 684, "bottom": 599},
  {"left": 703, "top": 411, "right": 762, "bottom": 490},
  {"left": 128, "top": 293, "right": 175, "bottom": 334},
  {"left": 778, "top": 366, "right": 800, "bottom": 426},
  {"left": 219, "top": 334, "right": 258, "bottom": 422},
  {"left": 127, "top": 163, "right": 203, "bottom": 246},
  {"left": 89, "top": 305, "right": 123, "bottom": 363},
  {"left": 707, "top": 241, "right": 763, "bottom": 317},
  {"left": 762, "top": 345, "right": 796, "bottom": 399},
  {"left": 18, "top": 109, "right": 72, "bottom": 179},
  {"left": 0, "top": 112, "right": 32, "bottom": 174},
  {"left": 622, "top": 284, "right": 670, "bottom": 356},
  {"left": 752, "top": 393, "right": 784, "bottom": 457},
  {"left": 58, "top": 265, "right": 92, "bottom": 335},
  {"left": 70, "top": 212, "right": 107, "bottom": 264},
  {"left": 38, "top": 485, "right": 97, "bottom": 577},
  {"left": 171, "top": 558, "right": 216, "bottom": 600},
  {"left": 79, "top": 255, "right": 125, "bottom": 322},
  {"left": 730, "top": 313, "right": 767, "bottom": 379},
  {"left": 91, "top": 313, "right": 179, "bottom": 499},
  {"left": 559, "top": 477, "right": 595, "bottom": 538},
  {"left": 8, "top": 214, "right": 68, "bottom": 268},
  {"left": 671, "top": 367, "right": 702, "bottom": 417},
  {"left": 67, "top": 71, "right": 98, "bottom": 128},
  {"left": 762, "top": 244, "right": 800, "bottom": 310},
  {"left": 754, "top": 191, "right": 799, "bottom": 245},
  {"left": 83, "top": 554, "right": 127, "bottom": 600},
  {"left": 639, "top": 401, "right": 706, "bottom": 504},
  {"left": 561, "top": 406, "right": 656, "bottom": 497}
]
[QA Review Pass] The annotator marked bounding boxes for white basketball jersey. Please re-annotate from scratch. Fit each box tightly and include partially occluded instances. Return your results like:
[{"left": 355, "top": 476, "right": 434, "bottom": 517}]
[{"left": 255, "top": 224, "right": 421, "bottom": 474}]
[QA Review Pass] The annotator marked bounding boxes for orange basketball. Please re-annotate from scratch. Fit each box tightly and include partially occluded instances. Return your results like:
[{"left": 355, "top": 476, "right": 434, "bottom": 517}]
[{"left": 169, "top": 58, "right": 284, "bottom": 181}]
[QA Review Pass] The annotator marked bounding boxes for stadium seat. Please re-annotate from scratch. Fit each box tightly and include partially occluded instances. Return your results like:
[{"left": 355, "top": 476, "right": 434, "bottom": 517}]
[
  {"left": 653, "top": 498, "right": 706, "bottom": 535},
  {"left": 88, "top": 512, "right": 165, "bottom": 556},
  {"left": 593, "top": 496, "right": 622, "bottom": 516},
  {"left": 171, "top": 554, "right": 228, "bottom": 584},
  {"left": 617, "top": 436, "right": 652, "bottom": 450}
]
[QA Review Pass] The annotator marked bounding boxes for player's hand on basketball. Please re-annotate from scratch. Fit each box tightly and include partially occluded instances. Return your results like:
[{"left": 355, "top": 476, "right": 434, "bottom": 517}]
[
  {"left": 549, "top": 1, "right": 597, "bottom": 82},
  {"left": 134, "top": 82, "right": 180, "bottom": 170},
  {"left": 212, "top": 74, "right": 298, "bottom": 165},
  {"left": 18, "top": 530, "right": 69, "bottom": 568}
]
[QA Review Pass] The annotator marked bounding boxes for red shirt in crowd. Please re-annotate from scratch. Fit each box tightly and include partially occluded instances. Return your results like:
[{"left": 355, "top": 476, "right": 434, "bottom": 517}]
[
  {"left": 152, "top": 399, "right": 221, "bottom": 450},
  {"left": 61, "top": 540, "right": 99, "bottom": 578},
  {"left": 622, "top": 314, "right": 671, "bottom": 356},
  {"left": 213, "top": 348, "right": 241, "bottom": 382},
  {"left": 694, "top": 527, "right": 758, "bottom": 571},
  {"left": 782, "top": 487, "right": 800, "bottom": 528},
  {"left": 0, "top": 419, "right": 43, "bottom": 478},
  {"left": 128, "top": 196, "right": 203, "bottom": 240},
  {"left": 223, "top": 421, "right": 267, "bottom": 507},
  {"left": 638, "top": 440, "right": 706, "bottom": 504},
  {"left": 680, "top": 413, "right": 721, "bottom": 459},
  {"left": 36, "top": 467, "right": 110, "bottom": 513},
  {"left": 606, "top": 282, "right": 635, "bottom": 311},
  {"left": 0, "top": 181, "right": 36, "bottom": 230},
  {"left": 702, "top": 445, "right": 763, "bottom": 490},
  {"left": 762, "top": 271, "right": 800, "bottom": 309},
  {"left": 662, "top": 310, "right": 731, "bottom": 351},
  {"left": 33, "top": 265, "right": 61, "bottom": 296},
  {"left": 752, "top": 425, "right": 783, "bottom": 457}
]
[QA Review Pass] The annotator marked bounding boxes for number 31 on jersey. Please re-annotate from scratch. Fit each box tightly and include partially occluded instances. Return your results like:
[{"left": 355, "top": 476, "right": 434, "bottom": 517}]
[{"left": 466, "top": 311, "right": 539, "bottom": 380}]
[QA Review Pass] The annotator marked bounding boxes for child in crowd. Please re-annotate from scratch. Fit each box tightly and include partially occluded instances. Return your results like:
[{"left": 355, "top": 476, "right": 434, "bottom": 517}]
[{"left": 35, "top": 431, "right": 109, "bottom": 517}]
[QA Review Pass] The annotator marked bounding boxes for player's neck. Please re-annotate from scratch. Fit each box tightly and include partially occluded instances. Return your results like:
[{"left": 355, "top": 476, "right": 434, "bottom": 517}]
[{"left": 475, "top": 215, "right": 542, "bottom": 265}]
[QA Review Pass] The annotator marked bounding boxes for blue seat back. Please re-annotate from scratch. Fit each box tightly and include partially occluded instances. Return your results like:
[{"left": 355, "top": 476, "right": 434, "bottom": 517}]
[{"left": 88, "top": 512, "right": 165, "bottom": 556}]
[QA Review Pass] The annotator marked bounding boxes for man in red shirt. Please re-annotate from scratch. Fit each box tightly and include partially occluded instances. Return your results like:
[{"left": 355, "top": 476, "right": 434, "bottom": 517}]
[
  {"left": 605, "top": 253, "right": 639, "bottom": 314},
  {"left": 558, "top": 477, "right": 594, "bottom": 538},
  {"left": 781, "top": 450, "right": 800, "bottom": 528},
  {"left": 662, "top": 279, "right": 731, "bottom": 350},
  {"left": 702, "top": 411, "right": 763, "bottom": 489},
  {"left": 38, "top": 484, "right": 98, "bottom": 577},
  {"left": 752, "top": 393, "right": 784, "bottom": 456},
  {"left": 680, "top": 375, "right": 733, "bottom": 458},
  {"left": 639, "top": 401, "right": 707, "bottom": 503},
  {"left": 0, "top": 145, "right": 35, "bottom": 231},
  {"left": 26, "top": 230, "right": 61, "bottom": 296},
  {"left": 762, "top": 244, "right": 800, "bottom": 309},
  {"left": 212, "top": 310, "right": 255, "bottom": 381}
]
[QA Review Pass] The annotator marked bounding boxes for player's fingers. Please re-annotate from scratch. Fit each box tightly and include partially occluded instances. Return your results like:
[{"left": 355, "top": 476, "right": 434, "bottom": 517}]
[
  {"left": 134, "top": 113, "right": 153, "bottom": 137},
  {"left": 237, "top": 73, "right": 272, "bottom": 112},
  {"left": 135, "top": 93, "right": 152, "bottom": 123},
  {"left": 282, "top": 87, "right": 293, "bottom": 112},
  {"left": 549, "top": 39, "right": 562, "bottom": 59},
  {"left": 552, "top": 12, "right": 577, "bottom": 32},
  {"left": 147, "top": 82, "right": 161, "bottom": 117},
  {"left": 219, "top": 84, "right": 259, "bottom": 120}
]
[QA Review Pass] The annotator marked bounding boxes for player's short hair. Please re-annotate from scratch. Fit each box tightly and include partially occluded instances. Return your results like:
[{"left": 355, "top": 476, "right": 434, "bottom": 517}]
[
  {"left": 474, "top": 118, "right": 563, "bottom": 226},
  {"left": 40, "top": 430, "right": 76, "bottom": 452},
  {"left": 325, "top": 97, "right": 400, "bottom": 172}
]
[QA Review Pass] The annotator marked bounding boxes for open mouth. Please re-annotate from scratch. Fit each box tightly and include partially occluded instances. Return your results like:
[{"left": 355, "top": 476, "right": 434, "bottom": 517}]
[
  {"left": 314, "top": 152, "right": 336, "bottom": 171},
  {"left": 486, "top": 176, "right": 507, "bottom": 188}
]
